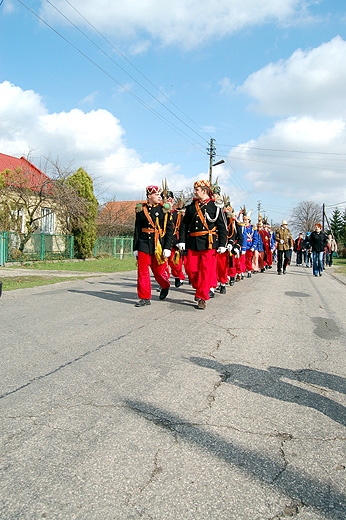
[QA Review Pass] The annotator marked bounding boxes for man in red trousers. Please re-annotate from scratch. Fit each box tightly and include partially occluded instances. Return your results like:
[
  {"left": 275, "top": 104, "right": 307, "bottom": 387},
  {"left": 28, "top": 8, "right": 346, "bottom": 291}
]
[
  {"left": 133, "top": 185, "right": 173, "bottom": 307},
  {"left": 178, "top": 180, "right": 227, "bottom": 310}
]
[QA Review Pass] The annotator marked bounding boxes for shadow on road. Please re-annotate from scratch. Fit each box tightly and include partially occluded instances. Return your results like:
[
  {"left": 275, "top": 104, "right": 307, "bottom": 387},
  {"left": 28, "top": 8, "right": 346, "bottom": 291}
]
[
  {"left": 189, "top": 358, "right": 346, "bottom": 427},
  {"left": 124, "top": 398, "right": 346, "bottom": 519}
]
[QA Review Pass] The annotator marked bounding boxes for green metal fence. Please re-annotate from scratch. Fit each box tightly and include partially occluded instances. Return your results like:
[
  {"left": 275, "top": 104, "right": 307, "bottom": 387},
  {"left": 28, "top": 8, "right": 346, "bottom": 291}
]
[
  {"left": 0, "top": 232, "right": 133, "bottom": 264},
  {"left": 93, "top": 236, "right": 133, "bottom": 258},
  {"left": 0, "top": 232, "right": 74, "bottom": 263},
  {"left": 0, "top": 233, "right": 5, "bottom": 266}
]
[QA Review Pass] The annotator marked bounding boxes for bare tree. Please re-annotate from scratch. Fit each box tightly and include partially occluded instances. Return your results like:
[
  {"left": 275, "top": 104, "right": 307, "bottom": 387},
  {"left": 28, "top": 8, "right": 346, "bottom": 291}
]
[
  {"left": 0, "top": 162, "right": 55, "bottom": 251},
  {"left": 290, "top": 201, "right": 322, "bottom": 235},
  {"left": 0, "top": 154, "right": 94, "bottom": 253}
]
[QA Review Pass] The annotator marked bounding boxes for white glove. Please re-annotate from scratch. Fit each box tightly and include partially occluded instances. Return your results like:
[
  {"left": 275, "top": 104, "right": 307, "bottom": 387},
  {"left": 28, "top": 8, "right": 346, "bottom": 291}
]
[
  {"left": 251, "top": 247, "right": 255, "bottom": 252},
  {"left": 163, "top": 249, "right": 171, "bottom": 258},
  {"left": 227, "top": 243, "right": 233, "bottom": 252},
  {"left": 177, "top": 243, "right": 185, "bottom": 251},
  {"left": 280, "top": 239, "right": 284, "bottom": 244},
  {"left": 217, "top": 247, "right": 227, "bottom": 254},
  {"left": 133, "top": 250, "right": 138, "bottom": 258},
  {"left": 242, "top": 251, "right": 246, "bottom": 255}
]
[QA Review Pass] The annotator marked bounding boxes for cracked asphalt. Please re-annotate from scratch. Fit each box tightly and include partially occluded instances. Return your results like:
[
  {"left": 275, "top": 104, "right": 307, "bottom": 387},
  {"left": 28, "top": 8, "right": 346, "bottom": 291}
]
[{"left": 0, "top": 265, "right": 345, "bottom": 519}]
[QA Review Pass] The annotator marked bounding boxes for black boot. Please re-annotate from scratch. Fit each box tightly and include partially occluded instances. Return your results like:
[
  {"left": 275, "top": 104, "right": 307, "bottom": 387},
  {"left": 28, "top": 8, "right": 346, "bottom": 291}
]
[{"left": 159, "top": 288, "right": 169, "bottom": 300}]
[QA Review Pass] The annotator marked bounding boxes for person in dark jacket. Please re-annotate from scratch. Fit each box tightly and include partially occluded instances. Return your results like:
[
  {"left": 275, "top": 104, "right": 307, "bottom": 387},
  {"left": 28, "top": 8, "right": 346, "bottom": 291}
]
[
  {"left": 303, "top": 232, "right": 312, "bottom": 267},
  {"left": 164, "top": 190, "right": 186, "bottom": 288},
  {"left": 226, "top": 207, "right": 243, "bottom": 286},
  {"left": 294, "top": 233, "right": 304, "bottom": 266},
  {"left": 133, "top": 185, "right": 173, "bottom": 306},
  {"left": 309, "top": 223, "right": 327, "bottom": 277},
  {"left": 178, "top": 179, "right": 227, "bottom": 310}
]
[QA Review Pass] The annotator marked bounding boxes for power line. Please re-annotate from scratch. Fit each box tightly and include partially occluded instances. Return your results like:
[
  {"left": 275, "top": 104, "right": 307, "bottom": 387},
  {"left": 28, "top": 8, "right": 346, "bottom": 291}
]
[
  {"left": 14, "top": 0, "right": 208, "bottom": 153},
  {"left": 44, "top": 0, "right": 210, "bottom": 148},
  {"left": 324, "top": 200, "right": 346, "bottom": 208},
  {"left": 61, "top": 0, "right": 211, "bottom": 142},
  {"left": 225, "top": 153, "right": 346, "bottom": 172},
  {"left": 219, "top": 143, "right": 346, "bottom": 157}
]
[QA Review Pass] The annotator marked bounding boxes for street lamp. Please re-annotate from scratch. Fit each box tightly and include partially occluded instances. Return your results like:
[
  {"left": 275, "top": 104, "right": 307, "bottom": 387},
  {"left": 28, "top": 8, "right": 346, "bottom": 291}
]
[{"left": 209, "top": 159, "right": 225, "bottom": 183}]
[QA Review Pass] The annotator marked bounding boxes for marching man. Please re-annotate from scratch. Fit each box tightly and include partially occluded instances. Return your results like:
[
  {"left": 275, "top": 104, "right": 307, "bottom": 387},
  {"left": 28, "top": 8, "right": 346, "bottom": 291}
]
[
  {"left": 178, "top": 180, "right": 227, "bottom": 310},
  {"left": 133, "top": 185, "right": 173, "bottom": 307}
]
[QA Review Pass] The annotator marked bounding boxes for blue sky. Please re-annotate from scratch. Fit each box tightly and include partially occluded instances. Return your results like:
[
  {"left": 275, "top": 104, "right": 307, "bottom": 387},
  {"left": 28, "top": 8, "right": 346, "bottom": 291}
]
[{"left": 1, "top": 0, "right": 346, "bottom": 223}]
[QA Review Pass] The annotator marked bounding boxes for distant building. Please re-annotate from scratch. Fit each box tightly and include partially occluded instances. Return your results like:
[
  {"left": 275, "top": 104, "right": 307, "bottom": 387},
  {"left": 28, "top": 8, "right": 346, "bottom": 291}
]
[
  {"left": 0, "top": 153, "right": 61, "bottom": 235},
  {"left": 97, "top": 200, "right": 143, "bottom": 236}
]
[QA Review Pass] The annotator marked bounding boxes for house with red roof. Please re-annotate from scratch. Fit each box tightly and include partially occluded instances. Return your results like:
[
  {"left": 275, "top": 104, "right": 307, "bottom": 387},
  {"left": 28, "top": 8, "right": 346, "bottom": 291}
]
[
  {"left": 0, "top": 153, "right": 62, "bottom": 240},
  {"left": 0, "top": 153, "right": 53, "bottom": 194},
  {"left": 97, "top": 200, "right": 143, "bottom": 236}
]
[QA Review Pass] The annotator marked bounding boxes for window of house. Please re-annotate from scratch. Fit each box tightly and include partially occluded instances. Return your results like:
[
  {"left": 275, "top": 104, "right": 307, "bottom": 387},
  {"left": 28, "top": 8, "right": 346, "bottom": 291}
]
[{"left": 41, "top": 208, "right": 55, "bottom": 234}]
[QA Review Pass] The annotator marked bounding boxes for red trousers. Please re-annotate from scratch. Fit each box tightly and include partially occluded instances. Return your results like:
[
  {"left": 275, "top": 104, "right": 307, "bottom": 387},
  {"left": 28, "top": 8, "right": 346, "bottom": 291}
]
[
  {"left": 236, "top": 255, "right": 245, "bottom": 275},
  {"left": 168, "top": 248, "right": 186, "bottom": 281},
  {"left": 258, "top": 251, "right": 265, "bottom": 270},
  {"left": 228, "top": 255, "right": 237, "bottom": 278},
  {"left": 245, "top": 250, "right": 253, "bottom": 272},
  {"left": 217, "top": 251, "right": 229, "bottom": 284},
  {"left": 137, "top": 251, "right": 170, "bottom": 300},
  {"left": 264, "top": 247, "right": 272, "bottom": 266},
  {"left": 185, "top": 249, "right": 217, "bottom": 301}
]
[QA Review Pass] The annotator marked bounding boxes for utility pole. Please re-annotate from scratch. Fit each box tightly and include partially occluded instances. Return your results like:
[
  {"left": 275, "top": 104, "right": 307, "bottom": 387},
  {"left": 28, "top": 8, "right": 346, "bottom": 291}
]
[
  {"left": 322, "top": 203, "right": 325, "bottom": 231},
  {"left": 257, "top": 201, "right": 261, "bottom": 223},
  {"left": 207, "top": 138, "right": 216, "bottom": 184}
]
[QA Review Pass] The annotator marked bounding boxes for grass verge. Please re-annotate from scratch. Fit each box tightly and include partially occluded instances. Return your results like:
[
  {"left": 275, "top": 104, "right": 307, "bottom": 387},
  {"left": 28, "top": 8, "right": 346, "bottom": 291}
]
[
  {"left": 3, "top": 257, "right": 137, "bottom": 273},
  {"left": 333, "top": 258, "right": 346, "bottom": 275},
  {"left": 1, "top": 257, "right": 137, "bottom": 292},
  {"left": 1, "top": 276, "right": 86, "bottom": 291}
]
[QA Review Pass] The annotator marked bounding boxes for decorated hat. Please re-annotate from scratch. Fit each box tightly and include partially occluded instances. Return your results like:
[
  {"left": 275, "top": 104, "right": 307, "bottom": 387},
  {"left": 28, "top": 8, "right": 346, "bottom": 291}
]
[
  {"left": 194, "top": 179, "right": 211, "bottom": 190},
  {"left": 211, "top": 178, "right": 221, "bottom": 196},
  {"left": 161, "top": 178, "right": 174, "bottom": 201},
  {"left": 161, "top": 189, "right": 174, "bottom": 201},
  {"left": 282, "top": 219, "right": 288, "bottom": 225},
  {"left": 175, "top": 191, "right": 187, "bottom": 211},
  {"left": 146, "top": 185, "right": 160, "bottom": 197},
  {"left": 242, "top": 207, "right": 252, "bottom": 221}
]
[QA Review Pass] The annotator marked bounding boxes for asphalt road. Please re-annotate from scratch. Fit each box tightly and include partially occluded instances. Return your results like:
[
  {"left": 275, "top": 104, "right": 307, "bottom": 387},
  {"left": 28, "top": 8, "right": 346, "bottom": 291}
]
[{"left": 0, "top": 264, "right": 345, "bottom": 519}]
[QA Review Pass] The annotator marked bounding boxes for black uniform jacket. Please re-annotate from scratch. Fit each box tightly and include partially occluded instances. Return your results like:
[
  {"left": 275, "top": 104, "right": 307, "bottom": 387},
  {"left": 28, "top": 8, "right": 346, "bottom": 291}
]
[
  {"left": 133, "top": 203, "right": 173, "bottom": 255},
  {"left": 179, "top": 199, "right": 227, "bottom": 251},
  {"left": 171, "top": 210, "right": 184, "bottom": 247},
  {"left": 227, "top": 218, "right": 243, "bottom": 246}
]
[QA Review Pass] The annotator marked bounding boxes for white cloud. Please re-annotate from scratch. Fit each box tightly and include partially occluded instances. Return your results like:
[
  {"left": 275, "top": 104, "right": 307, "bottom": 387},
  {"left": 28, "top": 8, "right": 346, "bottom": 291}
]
[
  {"left": 219, "top": 77, "right": 236, "bottom": 95},
  {"left": 39, "top": 0, "right": 305, "bottom": 49},
  {"left": 225, "top": 37, "right": 346, "bottom": 209},
  {"left": 240, "top": 36, "right": 346, "bottom": 118},
  {"left": 2, "top": 0, "right": 15, "bottom": 14},
  {"left": 129, "top": 40, "right": 152, "bottom": 56},
  {"left": 0, "top": 81, "right": 178, "bottom": 200},
  {"left": 80, "top": 91, "right": 100, "bottom": 105},
  {"left": 228, "top": 116, "right": 346, "bottom": 206}
]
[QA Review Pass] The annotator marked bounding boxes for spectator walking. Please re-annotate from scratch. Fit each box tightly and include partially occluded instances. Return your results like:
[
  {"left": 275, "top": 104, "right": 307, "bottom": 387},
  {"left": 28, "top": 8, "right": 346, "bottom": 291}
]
[
  {"left": 309, "top": 223, "right": 328, "bottom": 276},
  {"left": 294, "top": 233, "right": 304, "bottom": 266},
  {"left": 275, "top": 220, "right": 293, "bottom": 275},
  {"left": 326, "top": 234, "right": 338, "bottom": 267}
]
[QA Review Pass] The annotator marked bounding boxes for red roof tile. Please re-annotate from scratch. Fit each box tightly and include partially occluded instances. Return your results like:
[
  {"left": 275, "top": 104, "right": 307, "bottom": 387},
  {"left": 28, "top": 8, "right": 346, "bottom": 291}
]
[
  {"left": 0, "top": 153, "right": 52, "bottom": 192},
  {"left": 98, "top": 200, "right": 143, "bottom": 227}
]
